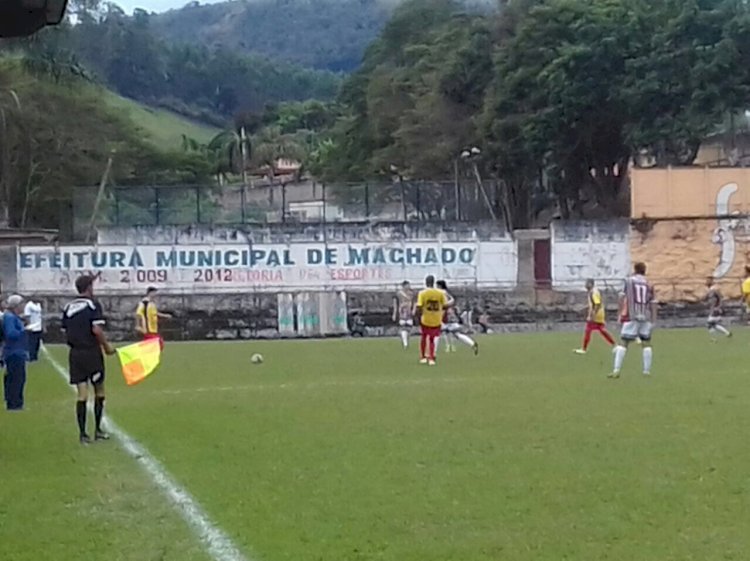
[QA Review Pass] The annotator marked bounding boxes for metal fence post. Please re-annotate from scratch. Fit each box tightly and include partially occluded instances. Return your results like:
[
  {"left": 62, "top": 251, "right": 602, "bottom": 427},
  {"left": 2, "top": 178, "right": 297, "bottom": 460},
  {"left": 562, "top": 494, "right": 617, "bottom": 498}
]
[
  {"left": 240, "top": 183, "right": 247, "bottom": 223},
  {"left": 364, "top": 182, "right": 370, "bottom": 218},
  {"left": 322, "top": 183, "right": 327, "bottom": 224},
  {"left": 114, "top": 189, "right": 120, "bottom": 226},
  {"left": 282, "top": 183, "right": 287, "bottom": 223},
  {"left": 416, "top": 182, "right": 421, "bottom": 221},
  {"left": 196, "top": 185, "right": 202, "bottom": 224},
  {"left": 154, "top": 187, "right": 160, "bottom": 225}
]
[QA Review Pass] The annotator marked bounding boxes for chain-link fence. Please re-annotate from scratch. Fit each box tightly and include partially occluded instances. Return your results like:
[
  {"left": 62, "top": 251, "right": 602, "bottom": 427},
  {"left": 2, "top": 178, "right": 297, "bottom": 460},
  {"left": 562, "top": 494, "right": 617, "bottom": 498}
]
[{"left": 72, "top": 180, "right": 504, "bottom": 238}]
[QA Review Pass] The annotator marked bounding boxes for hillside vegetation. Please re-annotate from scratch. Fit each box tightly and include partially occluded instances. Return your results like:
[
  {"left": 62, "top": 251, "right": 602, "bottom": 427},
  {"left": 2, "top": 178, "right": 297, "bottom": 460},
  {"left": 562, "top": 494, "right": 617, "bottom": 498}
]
[{"left": 151, "top": 0, "right": 395, "bottom": 72}]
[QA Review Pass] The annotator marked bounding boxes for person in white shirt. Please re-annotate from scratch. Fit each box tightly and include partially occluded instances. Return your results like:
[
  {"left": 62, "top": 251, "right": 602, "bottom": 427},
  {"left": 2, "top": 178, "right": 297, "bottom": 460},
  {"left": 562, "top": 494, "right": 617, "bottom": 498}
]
[{"left": 23, "top": 297, "right": 43, "bottom": 362}]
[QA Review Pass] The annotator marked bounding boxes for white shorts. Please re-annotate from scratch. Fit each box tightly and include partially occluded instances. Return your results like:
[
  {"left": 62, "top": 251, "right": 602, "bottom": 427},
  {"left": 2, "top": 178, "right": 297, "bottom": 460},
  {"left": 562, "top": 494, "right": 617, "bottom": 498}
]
[
  {"left": 442, "top": 323, "right": 461, "bottom": 333},
  {"left": 621, "top": 320, "right": 653, "bottom": 342},
  {"left": 707, "top": 316, "right": 723, "bottom": 327},
  {"left": 399, "top": 319, "right": 413, "bottom": 327}
]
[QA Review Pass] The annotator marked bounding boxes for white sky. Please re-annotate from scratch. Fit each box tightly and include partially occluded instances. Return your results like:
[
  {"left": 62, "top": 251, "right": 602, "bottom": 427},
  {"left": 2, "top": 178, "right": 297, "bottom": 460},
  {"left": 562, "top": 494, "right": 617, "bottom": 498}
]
[{"left": 115, "top": 0, "right": 226, "bottom": 14}]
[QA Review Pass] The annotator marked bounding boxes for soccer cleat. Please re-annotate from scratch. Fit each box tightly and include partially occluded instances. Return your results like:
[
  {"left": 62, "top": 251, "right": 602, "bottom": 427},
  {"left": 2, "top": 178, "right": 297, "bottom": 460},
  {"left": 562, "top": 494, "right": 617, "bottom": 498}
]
[
  {"left": 95, "top": 430, "right": 111, "bottom": 441},
  {"left": 79, "top": 433, "right": 92, "bottom": 445},
  {"left": 643, "top": 372, "right": 651, "bottom": 377},
  {"left": 574, "top": 349, "right": 587, "bottom": 355},
  {"left": 428, "top": 360, "right": 436, "bottom": 366},
  {"left": 473, "top": 342, "right": 479, "bottom": 356},
  {"left": 419, "top": 358, "right": 428, "bottom": 365},
  {"left": 607, "top": 372, "right": 621, "bottom": 379}
]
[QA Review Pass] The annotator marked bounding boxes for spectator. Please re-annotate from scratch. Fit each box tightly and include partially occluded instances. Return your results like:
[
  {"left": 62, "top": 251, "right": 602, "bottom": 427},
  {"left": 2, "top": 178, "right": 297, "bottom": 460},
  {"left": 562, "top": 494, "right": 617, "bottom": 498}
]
[
  {"left": 349, "top": 312, "right": 367, "bottom": 337},
  {"left": 24, "top": 295, "right": 43, "bottom": 362},
  {"left": 3, "top": 295, "right": 28, "bottom": 411},
  {"left": 477, "top": 307, "right": 492, "bottom": 334}
]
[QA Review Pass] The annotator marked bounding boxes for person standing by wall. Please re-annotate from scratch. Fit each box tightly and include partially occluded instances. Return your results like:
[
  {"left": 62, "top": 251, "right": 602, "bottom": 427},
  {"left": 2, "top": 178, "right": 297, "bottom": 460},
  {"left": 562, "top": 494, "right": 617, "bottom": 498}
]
[
  {"left": 3, "top": 295, "right": 28, "bottom": 411},
  {"left": 135, "top": 287, "right": 171, "bottom": 350},
  {"left": 24, "top": 296, "right": 43, "bottom": 362}
]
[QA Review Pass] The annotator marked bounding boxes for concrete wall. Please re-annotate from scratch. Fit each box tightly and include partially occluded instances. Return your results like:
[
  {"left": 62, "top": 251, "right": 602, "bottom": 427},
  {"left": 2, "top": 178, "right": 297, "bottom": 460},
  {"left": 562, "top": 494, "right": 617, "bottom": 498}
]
[
  {"left": 551, "top": 220, "right": 630, "bottom": 291},
  {"left": 630, "top": 168, "right": 750, "bottom": 301},
  {"left": 1, "top": 218, "right": 721, "bottom": 341}
]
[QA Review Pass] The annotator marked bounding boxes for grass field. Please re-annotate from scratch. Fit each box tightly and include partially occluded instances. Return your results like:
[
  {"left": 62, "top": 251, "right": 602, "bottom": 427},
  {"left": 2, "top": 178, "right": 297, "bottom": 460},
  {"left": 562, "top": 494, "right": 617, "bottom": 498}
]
[
  {"left": 2, "top": 329, "right": 749, "bottom": 561},
  {"left": 103, "top": 92, "right": 221, "bottom": 149}
]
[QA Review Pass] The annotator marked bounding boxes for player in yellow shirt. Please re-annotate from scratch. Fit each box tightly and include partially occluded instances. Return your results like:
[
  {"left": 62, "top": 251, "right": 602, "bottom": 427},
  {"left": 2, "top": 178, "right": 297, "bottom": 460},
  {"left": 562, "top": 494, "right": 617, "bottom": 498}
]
[
  {"left": 135, "top": 287, "right": 171, "bottom": 350},
  {"left": 415, "top": 275, "right": 450, "bottom": 365},
  {"left": 574, "top": 279, "right": 615, "bottom": 354},
  {"left": 742, "top": 266, "right": 750, "bottom": 320}
]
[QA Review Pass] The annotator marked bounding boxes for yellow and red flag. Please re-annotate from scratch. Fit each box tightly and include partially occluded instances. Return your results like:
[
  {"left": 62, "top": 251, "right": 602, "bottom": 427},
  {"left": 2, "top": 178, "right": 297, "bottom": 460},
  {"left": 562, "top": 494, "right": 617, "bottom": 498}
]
[{"left": 117, "top": 338, "right": 161, "bottom": 386}]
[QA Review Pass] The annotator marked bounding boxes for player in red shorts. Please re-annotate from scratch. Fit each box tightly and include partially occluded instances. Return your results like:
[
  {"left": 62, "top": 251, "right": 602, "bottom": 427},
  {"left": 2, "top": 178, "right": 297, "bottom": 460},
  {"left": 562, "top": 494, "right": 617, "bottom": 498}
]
[
  {"left": 574, "top": 279, "right": 615, "bottom": 354},
  {"left": 135, "top": 287, "right": 171, "bottom": 350},
  {"left": 415, "top": 275, "right": 450, "bottom": 366}
]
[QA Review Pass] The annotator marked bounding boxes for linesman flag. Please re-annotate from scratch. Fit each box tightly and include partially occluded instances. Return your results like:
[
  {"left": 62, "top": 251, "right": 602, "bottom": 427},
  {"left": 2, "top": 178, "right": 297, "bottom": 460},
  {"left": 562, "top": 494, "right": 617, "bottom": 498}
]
[{"left": 117, "top": 338, "right": 161, "bottom": 386}]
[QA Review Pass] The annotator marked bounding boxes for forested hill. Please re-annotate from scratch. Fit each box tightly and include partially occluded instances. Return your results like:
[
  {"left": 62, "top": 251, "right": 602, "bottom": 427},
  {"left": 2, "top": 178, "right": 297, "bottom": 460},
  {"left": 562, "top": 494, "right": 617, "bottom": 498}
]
[
  {"left": 149, "top": 0, "right": 395, "bottom": 72},
  {"left": 149, "top": 0, "right": 495, "bottom": 72}
]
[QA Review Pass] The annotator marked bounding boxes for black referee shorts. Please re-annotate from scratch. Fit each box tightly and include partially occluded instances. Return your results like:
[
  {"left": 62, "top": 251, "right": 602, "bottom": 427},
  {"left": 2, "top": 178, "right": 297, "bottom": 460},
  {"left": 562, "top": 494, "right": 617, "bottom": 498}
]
[{"left": 68, "top": 347, "right": 106, "bottom": 386}]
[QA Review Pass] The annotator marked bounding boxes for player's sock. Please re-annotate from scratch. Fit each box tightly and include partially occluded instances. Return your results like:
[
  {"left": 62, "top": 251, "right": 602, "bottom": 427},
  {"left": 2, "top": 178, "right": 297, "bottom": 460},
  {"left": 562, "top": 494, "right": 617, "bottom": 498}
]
[
  {"left": 76, "top": 400, "right": 87, "bottom": 436},
  {"left": 613, "top": 345, "right": 627, "bottom": 373},
  {"left": 94, "top": 397, "right": 105, "bottom": 432},
  {"left": 715, "top": 325, "right": 731, "bottom": 337},
  {"left": 428, "top": 336, "right": 436, "bottom": 360},
  {"left": 400, "top": 330, "right": 409, "bottom": 348},
  {"left": 601, "top": 329, "right": 615, "bottom": 346},
  {"left": 420, "top": 333, "right": 427, "bottom": 358},
  {"left": 642, "top": 347, "right": 653, "bottom": 374},
  {"left": 457, "top": 333, "right": 475, "bottom": 347},
  {"left": 582, "top": 328, "right": 592, "bottom": 351}
]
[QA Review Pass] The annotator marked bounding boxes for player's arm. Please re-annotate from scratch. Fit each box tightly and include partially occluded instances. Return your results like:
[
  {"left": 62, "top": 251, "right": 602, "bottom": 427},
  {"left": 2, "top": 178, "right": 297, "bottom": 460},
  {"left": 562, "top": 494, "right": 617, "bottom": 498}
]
[
  {"left": 414, "top": 292, "right": 424, "bottom": 319},
  {"left": 92, "top": 303, "right": 116, "bottom": 356},
  {"left": 134, "top": 304, "right": 146, "bottom": 334}
]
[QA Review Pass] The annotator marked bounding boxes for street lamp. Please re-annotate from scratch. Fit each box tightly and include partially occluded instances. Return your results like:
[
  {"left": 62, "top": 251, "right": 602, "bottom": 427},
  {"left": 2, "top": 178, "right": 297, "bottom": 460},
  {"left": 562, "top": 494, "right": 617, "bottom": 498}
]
[{"left": 0, "top": 0, "right": 69, "bottom": 38}]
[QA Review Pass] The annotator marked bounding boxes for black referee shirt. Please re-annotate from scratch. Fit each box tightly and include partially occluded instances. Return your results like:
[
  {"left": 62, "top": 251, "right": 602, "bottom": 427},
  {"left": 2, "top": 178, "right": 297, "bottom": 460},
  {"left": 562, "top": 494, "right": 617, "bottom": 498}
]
[{"left": 61, "top": 298, "right": 105, "bottom": 349}]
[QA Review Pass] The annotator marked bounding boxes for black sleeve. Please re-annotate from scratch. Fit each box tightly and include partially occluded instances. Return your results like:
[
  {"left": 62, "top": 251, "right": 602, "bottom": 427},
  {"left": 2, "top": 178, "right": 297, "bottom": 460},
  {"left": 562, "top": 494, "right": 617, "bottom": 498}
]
[
  {"left": 61, "top": 304, "right": 68, "bottom": 331},
  {"left": 91, "top": 301, "right": 106, "bottom": 327}
]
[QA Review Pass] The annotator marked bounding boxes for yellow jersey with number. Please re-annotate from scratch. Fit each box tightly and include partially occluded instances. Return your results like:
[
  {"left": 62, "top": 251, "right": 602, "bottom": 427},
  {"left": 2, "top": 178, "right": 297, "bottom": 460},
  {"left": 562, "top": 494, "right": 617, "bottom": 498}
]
[
  {"left": 742, "top": 278, "right": 750, "bottom": 305},
  {"left": 417, "top": 288, "right": 448, "bottom": 328},
  {"left": 136, "top": 299, "right": 159, "bottom": 334},
  {"left": 589, "top": 288, "right": 605, "bottom": 324}
]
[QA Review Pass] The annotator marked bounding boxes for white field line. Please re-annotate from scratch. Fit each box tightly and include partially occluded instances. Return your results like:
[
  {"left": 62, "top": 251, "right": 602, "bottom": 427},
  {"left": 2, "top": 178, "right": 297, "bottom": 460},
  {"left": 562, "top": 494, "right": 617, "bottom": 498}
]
[
  {"left": 42, "top": 347, "right": 251, "bottom": 561},
  {"left": 154, "top": 375, "right": 507, "bottom": 396}
]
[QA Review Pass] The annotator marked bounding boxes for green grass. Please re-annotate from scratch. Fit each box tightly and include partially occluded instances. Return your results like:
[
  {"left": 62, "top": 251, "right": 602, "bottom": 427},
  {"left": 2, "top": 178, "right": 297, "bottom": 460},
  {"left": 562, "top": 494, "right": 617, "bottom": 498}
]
[
  {"left": 103, "top": 91, "right": 221, "bottom": 149},
  {"left": 3, "top": 329, "right": 749, "bottom": 561}
]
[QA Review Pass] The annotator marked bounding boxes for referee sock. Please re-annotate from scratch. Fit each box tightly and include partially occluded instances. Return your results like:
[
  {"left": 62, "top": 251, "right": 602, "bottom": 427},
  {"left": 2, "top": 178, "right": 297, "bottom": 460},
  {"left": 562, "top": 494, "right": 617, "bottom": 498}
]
[
  {"left": 94, "top": 397, "right": 105, "bottom": 432},
  {"left": 76, "top": 400, "right": 87, "bottom": 436}
]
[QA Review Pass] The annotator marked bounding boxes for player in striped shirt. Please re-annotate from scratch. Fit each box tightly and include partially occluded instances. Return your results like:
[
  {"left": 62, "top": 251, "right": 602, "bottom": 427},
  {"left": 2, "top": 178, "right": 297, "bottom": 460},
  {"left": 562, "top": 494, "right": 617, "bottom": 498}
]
[
  {"left": 574, "top": 279, "right": 615, "bottom": 354},
  {"left": 393, "top": 281, "right": 415, "bottom": 349},
  {"left": 611, "top": 262, "right": 657, "bottom": 378},
  {"left": 436, "top": 280, "right": 479, "bottom": 355},
  {"left": 706, "top": 277, "right": 731, "bottom": 341}
]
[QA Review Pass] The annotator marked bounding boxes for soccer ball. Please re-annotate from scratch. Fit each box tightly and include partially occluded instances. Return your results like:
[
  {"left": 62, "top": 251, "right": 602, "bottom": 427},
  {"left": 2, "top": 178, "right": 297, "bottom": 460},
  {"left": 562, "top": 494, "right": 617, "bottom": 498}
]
[{"left": 250, "top": 353, "right": 264, "bottom": 364}]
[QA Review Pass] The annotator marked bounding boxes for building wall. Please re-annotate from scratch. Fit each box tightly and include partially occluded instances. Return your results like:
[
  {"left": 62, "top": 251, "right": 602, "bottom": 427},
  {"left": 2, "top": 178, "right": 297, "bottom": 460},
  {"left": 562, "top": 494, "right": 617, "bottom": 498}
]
[
  {"left": 551, "top": 220, "right": 630, "bottom": 291},
  {"left": 630, "top": 167, "right": 750, "bottom": 301},
  {"left": 2, "top": 218, "right": 708, "bottom": 340}
]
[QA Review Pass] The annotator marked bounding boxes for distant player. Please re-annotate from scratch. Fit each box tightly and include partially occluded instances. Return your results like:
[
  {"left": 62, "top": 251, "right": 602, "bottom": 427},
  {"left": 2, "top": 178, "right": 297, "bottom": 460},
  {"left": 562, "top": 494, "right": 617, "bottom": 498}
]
[
  {"left": 436, "top": 280, "right": 478, "bottom": 355},
  {"left": 706, "top": 277, "right": 731, "bottom": 340},
  {"left": 415, "top": 275, "right": 449, "bottom": 366},
  {"left": 135, "top": 287, "right": 171, "bottom": 350},
  {"left": 742, "top": 266, "right": 750, "bottom": 322},
  {"left": 393, "top": 281, "right": 415, "bottom": 349},
  {"left": 63, "top": 275, "right": 116, "bottom": 444},
  {"left": 611, "top": 262, "right": 657, "bottom": 378},
  {"left": 574, "top": 279, "right": 615, "bottom": 354}
]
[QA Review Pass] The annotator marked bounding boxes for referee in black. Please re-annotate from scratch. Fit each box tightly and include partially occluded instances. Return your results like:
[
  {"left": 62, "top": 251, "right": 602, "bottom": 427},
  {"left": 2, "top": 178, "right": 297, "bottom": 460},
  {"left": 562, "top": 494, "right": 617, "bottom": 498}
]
[{"left": 62, "top": 275, "right": 116, "bottom": 444}]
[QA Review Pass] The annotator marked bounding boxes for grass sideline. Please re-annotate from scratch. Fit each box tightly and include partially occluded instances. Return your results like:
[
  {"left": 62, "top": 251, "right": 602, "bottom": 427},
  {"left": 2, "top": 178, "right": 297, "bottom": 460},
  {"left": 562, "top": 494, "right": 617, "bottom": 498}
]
[{"left": 2, "top": 329, "right": 749, "bottom": 561}]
